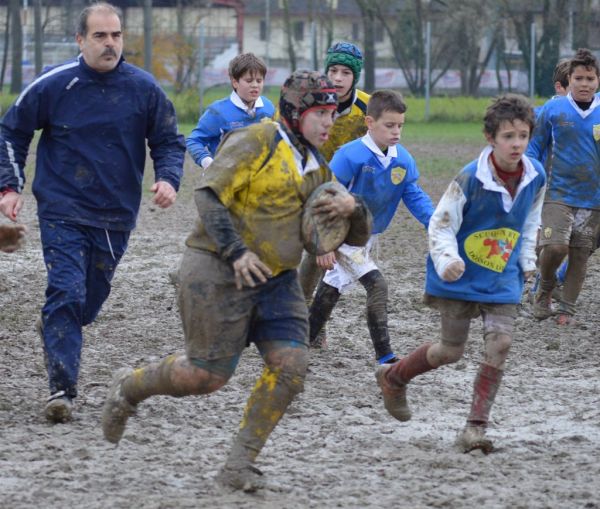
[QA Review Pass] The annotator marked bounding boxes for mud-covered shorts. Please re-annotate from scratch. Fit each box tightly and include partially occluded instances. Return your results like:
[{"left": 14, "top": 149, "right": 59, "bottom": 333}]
[
  {"left": 178, "top": 248, "right": 309, "bottom": 361},
  {"left": 538, "top": 202, "right": 600, "bottom": 251},
  {"left": 423, "top": 294, "right": 517, "bottom": 320}
]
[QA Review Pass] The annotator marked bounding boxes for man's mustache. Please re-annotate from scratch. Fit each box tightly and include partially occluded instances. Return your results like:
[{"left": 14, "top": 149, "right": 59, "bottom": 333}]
[{"left": 101, "top": 48, "right": 117, "bottom": 57}]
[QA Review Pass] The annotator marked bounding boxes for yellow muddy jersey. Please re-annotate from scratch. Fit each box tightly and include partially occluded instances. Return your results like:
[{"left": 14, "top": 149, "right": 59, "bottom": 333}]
[
  {"left": 320, "top": 89, "right": 370, "bottom": 162},
  {"left": 186, "top": 120, "right": 331, "bottom": 276}
]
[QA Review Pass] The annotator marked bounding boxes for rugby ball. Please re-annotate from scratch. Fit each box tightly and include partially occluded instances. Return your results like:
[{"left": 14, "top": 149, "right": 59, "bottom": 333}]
[{"left": 302, "top": 181, "right": 351, "bottom": 255}]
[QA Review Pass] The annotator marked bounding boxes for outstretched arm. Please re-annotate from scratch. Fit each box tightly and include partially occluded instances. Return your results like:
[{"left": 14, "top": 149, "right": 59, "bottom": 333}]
[{"left": 402, "top": 181, "right": 435, "bottom": 228}]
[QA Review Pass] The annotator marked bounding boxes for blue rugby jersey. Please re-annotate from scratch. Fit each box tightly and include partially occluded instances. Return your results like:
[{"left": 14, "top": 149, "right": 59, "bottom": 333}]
[
  {"left": 527, "top": 93, "right": 600, "bottom": 209},
  {"left": 329, "top": 134, "right": 433, "bottom": 234}
]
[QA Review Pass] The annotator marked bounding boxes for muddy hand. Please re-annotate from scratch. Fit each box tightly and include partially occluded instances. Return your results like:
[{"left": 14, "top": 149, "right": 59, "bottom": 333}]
[
  {"left": 0, "top": 192, "right": 24, "bottom": 222},
  {"left": 523, "top": 270, "right": 535, "bottom": 283},
  {"left": 312, "top": 188, "right": 356, "bottom": 222},
  {"left": 316, "top": 251, "right": 336, "bottom": 270},
  {"left": 441, "top": 259, "right": 465, "bottom": 282},
  {"left": 233, "top": 251, "right": 272, "bottom": 290},
  {"left": 151, "top": 181, "right": 177, "bottom": 209},
  {"left": 0, "top": 224, "right": 26, "bottom": 253}
]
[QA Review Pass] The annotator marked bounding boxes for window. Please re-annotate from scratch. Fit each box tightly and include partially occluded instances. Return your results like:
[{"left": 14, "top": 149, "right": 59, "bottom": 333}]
[{"left": 294, "top": 21, "right": 304, "bottom": 41}]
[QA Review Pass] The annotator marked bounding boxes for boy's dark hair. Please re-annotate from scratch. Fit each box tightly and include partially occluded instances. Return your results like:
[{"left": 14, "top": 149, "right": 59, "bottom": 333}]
[
  {"left": 569, "top": 48, "right": 600, "bottom": 77},
  {"left": 553, "top": 59, "right": 571, "bottom": 88},
  {"left": 77, "top": 2, "right": 122, "bottom": 36},
  {"left": 228, "top": 53, "right": 267, "bottom": 81},
  {"left": 367, "top": 90, "right": 407, "bottom": 119},
  {"left": 483, "top": 94, "right": 535, "bottom": 138}
]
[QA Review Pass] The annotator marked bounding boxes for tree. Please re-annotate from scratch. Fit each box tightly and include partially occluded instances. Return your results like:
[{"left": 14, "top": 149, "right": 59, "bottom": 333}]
[
  {"left": 446, "top": 0, "right": 500, "bottom": 96},
  {"left": 281, "top": 0, "right": 297, "bottom": 71},
  {"left": 572, "top": 0, "right": 591, "bottom": 49},
  {"left": 34, "top": 0, "right": 43, "bottom": 75},
  {"left": 143, "top": 0, "right": 152, "bottom": 73},
  {"left": 355, "top": 0, "right": 376, "bottom": 92},
  {"left": 10, "top": 0, "right": 23, "bottom": 93},
  {"left": 500, "top": 0, "right": 570, "bottom": 97},
  {"left": 0, "top": 8, "right": 10, "bottom": 90}
]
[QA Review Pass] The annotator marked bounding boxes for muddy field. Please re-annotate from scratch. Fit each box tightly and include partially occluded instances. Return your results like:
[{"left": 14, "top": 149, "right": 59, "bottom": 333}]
[{"left": 1, "top": 145, "right": 600, "bottom": 508}]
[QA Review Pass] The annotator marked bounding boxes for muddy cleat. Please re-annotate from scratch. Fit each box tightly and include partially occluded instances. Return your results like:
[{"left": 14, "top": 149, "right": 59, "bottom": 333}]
[
  {"left": 456, "top": 426, "right": 493, "bottom": 454},
  {"left": 102, "top": 367, "right": 136, "bottom": 444},
  {"left": 531, "top": 287, "right": 553, "bottom": 320},
  {"left": 375, "top": 363, "right": 411, "bottom": 422},
  {"left": 45, "top": 391, "right": 73, "bottom": 423},
  {"left": 215, "top": 464, "right": 264, "bottom": 493}
]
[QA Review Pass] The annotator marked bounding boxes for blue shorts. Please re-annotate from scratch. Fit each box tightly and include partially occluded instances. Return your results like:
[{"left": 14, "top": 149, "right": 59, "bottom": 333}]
[{"left": 178, "top": 248, "right": 309, "bottom": 360}]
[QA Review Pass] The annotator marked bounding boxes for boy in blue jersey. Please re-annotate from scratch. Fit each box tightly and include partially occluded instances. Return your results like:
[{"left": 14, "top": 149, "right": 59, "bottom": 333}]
[
  {"left": 307, "top": 90, "right": 434, "bottom": 364},
  {"left": 526, "top": 58, "right": 570, "bottom": 305},
  {"left": 527, "top": 48, "right": 600, "bottom": 325},
  {"left": 186, "top": 53, "right": 275, "bottom": 169},
  {"left": 298, "top": 41, "right": 370, "bottom": 344},
  {"left": 376, "top": 94, "right": 546, "bottom": 453}
]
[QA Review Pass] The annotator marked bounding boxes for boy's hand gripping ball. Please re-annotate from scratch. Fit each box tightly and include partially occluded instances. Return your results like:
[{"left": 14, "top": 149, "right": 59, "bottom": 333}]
[{"left": 302, "top": 181, "right": 352, "bottom": 255}]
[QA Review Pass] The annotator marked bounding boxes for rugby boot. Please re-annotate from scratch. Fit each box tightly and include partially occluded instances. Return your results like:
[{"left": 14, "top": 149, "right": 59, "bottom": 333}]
[
  {"left": 375, "top": 363, "right": 411, "bottom": 422},
  {"left": 531, "top": 286, "right": 553, "bottom": 320},
  {"left": 456, "top": 425, "right": 493, "bottom": 454},
  {"left": 102, "top": 367, "right": 137, "bottom": 444},
  {"left": 216, "top": 464, "right": 265, "bottom": 493}
]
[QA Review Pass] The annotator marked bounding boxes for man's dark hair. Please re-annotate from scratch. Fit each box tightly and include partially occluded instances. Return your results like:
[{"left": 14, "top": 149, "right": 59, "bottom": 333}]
[
  {"left": 367, "top": 89, "right": 407, "bottom": 120},
  {"left": 483, "top": 94, "right": 535, "bottom": 138},
  {"left": 569, "top": 48, "right": 600, "bottom": 77},
  {"left": 553, "top": 59, "right": 571, "bottom": 88},
  {"left": 228, "top": 53, "right": 268, "bottom": 82},
  {"left": 77, "top": 2, "right": 123, "bottom": 37}
]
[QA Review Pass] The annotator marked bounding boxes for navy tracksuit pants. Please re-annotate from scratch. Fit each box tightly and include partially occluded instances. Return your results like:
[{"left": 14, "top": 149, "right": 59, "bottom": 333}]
[{"left": 39, "top": 219, "right": 130, "bottom": 398}]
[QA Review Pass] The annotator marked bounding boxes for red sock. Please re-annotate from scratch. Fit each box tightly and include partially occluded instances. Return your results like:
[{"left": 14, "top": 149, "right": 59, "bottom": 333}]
[
  {"left": 387, "top": 343, "right": 434, "bottom": 385},
  {"left": 468, "top": 363, "right": 503, "bottom": 427}
]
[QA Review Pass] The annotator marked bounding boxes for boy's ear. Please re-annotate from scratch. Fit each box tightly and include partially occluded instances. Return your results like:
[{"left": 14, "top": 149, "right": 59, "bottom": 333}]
[
  {"left": 230, "top": 78, "right": 238, "bottom": 90},
  {"left": 484, "top": 132, "right": 494, "bottom": 145},
  {"left": 365, "top": 115, "right": 374, "bottom": 130}
]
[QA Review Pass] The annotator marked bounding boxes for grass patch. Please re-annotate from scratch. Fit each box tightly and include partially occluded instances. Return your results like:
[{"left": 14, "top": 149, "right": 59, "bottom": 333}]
[{"left": 402, "top": 121, "right": 483, "bottom": 144}]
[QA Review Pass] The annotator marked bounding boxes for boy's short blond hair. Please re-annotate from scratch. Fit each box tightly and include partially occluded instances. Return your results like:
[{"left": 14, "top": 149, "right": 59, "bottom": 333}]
[
  {"left": 228, "top": 53, "right": 267, "bottom": 81},
  {"left": 483, "top": 94, "right": 535, "bottom": 138},
  {"left": 366, "top": 90, "right": 407, "bottom": 120}
]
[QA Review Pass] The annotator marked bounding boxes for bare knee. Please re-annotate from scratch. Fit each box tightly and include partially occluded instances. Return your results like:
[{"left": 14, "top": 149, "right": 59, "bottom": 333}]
[
  {"left": 542, "top": 244, "right": 569, "bottom": 260},
  {"left": 429, "top": 342, "right": 465, "bottom": 367},
  {"left": 263, "top": 344, "right": 309, "bottom": 378},
  {"left": 484, "top": 332, "right": 512, "bottom": 366},
  {"left": 175, "top": 356, "right": 234, "bottom": 394}
]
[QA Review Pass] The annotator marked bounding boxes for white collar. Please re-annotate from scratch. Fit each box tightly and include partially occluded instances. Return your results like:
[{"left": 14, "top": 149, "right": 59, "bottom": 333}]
[
  {"left": 230, "top": 91, "right": 264, "bottom": 113},
  {"left": 566, "top": 92, "right": 600, "bottom": 119},
  {"left": 361, "top": 132, "right": 398, "bottom": 162},
  {"left": 277, "top": 124, "right": 320, "bottom": 176},
  {"left": 475, "top": 145, "right": 540, "bottom": 212}
]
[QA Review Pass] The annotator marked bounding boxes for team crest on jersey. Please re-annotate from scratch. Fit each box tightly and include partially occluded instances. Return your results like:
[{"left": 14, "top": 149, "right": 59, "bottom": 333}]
[
  {"left": 593, "top": 124, "right": 600, "bottom": 142},
  {"left": 464, "top": 228, "right": 520, "bottom": 273},
  {"left": 391, "top": 166, "right": 407, "bottom": 185}
]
